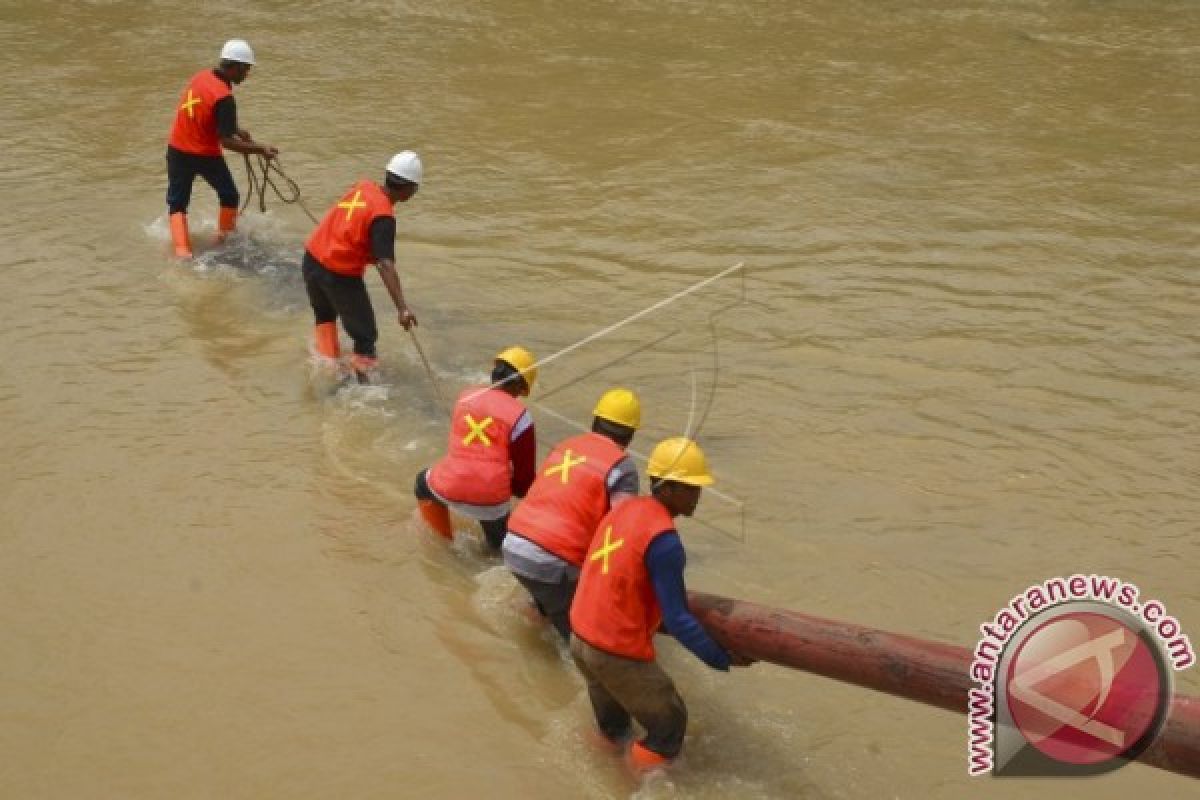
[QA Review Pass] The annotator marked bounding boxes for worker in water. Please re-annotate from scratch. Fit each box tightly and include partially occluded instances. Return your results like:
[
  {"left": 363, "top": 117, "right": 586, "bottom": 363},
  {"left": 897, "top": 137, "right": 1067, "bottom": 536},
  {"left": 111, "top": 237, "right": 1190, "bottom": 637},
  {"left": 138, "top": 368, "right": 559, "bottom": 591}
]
[
  {"left": 166, "top": 39, "right": 279, "bottom": 258},
  {"left": 569, "top": 437, "right": 753, "bottom": 772},
  {"left": 303, "top": 152, "right": 421, "bottom": 381},
  {"left": 414, "top": 347, "right": 538, "bottom": 548},
  {"left": 502, "top": 388, "right": 642, "bottom": 640}
]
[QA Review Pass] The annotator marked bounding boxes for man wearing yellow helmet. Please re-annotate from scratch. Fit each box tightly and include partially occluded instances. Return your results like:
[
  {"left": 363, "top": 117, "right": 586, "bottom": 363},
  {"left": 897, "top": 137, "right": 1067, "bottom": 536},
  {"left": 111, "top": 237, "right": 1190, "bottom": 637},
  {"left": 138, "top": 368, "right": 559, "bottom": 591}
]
[
  {"left": 503, "top": 388, "right": 643, "bottom": 640},
  {"left": 569, "top": 437, "right": 753, "bottom": 773},
  {"left": 414, "top": 347, "right": 538, "bottom": 548}
]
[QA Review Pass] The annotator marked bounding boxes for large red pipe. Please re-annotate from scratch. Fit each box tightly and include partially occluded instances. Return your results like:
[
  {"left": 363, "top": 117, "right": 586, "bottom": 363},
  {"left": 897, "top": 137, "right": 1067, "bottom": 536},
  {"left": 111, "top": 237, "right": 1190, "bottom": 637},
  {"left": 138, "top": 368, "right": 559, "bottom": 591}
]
[{"left": 687, "top": 591, "right": 1200, "bottom": 780}]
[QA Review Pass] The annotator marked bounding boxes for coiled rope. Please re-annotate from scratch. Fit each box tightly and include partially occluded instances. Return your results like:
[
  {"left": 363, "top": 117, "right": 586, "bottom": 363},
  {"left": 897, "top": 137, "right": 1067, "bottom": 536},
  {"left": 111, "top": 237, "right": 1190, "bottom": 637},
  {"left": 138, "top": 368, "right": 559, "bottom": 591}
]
[
  {"left": 241, "top": 153, "right": 320, "bottom": 225},
  {"left": 239, "top": 153, "right": 445, "bottom": 403}
]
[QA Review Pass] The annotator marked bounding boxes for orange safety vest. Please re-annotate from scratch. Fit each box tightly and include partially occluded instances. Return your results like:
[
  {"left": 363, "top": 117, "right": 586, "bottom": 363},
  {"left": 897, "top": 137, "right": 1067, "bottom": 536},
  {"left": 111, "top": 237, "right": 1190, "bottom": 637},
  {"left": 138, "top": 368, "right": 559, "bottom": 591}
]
[
  {"left": 508, "top": 432, "right": 627, "bottom": 566},
  {"left": 305, "top": 180, "right": 396, "bottom": 277},
  {"left": 168, "top": 70, "right": 232, "bottom": 157},
  {"left": 427, "top": 387, "right": 527, "bottom": 506},
  {"left": 570, "top": 496, "right": 676, "bottom": 661}
]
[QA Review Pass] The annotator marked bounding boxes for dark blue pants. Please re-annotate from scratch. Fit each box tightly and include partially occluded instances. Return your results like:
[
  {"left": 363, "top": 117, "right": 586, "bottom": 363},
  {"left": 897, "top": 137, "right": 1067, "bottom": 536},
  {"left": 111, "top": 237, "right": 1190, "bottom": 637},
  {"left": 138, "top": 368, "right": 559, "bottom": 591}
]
[{"left": 166, "top": 146, "right": 239, "bottom": 214}]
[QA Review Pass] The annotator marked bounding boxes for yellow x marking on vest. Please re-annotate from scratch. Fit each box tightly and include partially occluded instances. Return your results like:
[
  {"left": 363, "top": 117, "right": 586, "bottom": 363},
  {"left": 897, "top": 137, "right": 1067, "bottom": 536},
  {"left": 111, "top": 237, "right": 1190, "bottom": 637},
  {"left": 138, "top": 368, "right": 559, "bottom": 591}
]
[
  {"left": 461, "top": 414, "right": 494, "bottom": 447},
  {"left": 180, "top": 89, "right": 202, "bottom": 118},
  {"left": 590, "top": 525, "right": 624, "bottom": 575},
  {"left": 337, "top": 189, "right": 367, "bottom": 222},
  {"left": 544, "top": 449, "right": 587, "bottom": 484}
]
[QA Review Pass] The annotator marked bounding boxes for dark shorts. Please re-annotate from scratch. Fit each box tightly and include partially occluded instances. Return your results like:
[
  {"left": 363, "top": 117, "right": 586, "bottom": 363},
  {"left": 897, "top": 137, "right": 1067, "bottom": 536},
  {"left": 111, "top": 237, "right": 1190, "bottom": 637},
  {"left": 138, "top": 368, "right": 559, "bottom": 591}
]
[
  {"left": 302, "top": 251, "right": 378, "bottom": 356},
  {"left": 165, "top": 146, "right": 239, "bottom": 214}
]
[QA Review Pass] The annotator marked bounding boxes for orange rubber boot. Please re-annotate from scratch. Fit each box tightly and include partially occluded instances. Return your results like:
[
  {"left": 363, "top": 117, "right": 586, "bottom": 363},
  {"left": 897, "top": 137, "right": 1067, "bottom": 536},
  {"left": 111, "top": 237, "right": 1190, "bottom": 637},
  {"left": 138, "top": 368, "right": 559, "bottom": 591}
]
[
  {"left": 169, "top": 212, "right": 193, "bottom": 258},
  {"left": 350, "top": 354, "right": 378, "bottom": 372},
  {"left": 314, "top": 322, "right": 340, "bottom": 359},
  {"left": 216, "top": 206, "right": 238, "bottom": 243},
  {"left": 350, "top": 353, "right": 378, "bottom": 384},
  {"left": 417, "top": 499, "right": 453, "bottom": 539},
  {"left": 627, "top": 742, "right": 671, "bottom": 775}
]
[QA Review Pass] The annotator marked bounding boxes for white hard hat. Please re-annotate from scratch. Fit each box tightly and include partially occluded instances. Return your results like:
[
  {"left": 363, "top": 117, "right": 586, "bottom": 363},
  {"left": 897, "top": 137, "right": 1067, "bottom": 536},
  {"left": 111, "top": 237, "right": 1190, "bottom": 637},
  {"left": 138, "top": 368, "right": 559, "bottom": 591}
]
[
  {"left": 220, "top": 39, "right": 256, "bottom": 65},
  {"left": 385, "top": 151, "right": 423, "bottom": 185}
]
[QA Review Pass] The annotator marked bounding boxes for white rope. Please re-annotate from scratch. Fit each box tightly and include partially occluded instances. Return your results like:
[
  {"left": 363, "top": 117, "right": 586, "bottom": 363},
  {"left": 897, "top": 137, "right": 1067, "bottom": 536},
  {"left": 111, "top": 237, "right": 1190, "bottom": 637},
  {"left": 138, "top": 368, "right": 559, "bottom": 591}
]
[
  {"left": 469, "top": 261, "right": 744, "bottom": 402},
  {"left": 683, "top": 369, "right": 698, "bottom": 442}
]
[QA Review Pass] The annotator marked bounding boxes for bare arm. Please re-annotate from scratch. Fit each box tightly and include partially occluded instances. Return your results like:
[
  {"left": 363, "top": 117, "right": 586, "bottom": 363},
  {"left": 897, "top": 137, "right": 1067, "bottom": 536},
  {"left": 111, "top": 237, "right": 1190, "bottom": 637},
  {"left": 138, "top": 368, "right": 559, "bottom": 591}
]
[
  {"left": 213, "top": 98, "right": 277, "bottom": 158},
  {"left": 221, "top": 133, "right": 278, "bottom": 159},
  {"left": 376, "top": 259, "right": 416, "bottom": 330}
]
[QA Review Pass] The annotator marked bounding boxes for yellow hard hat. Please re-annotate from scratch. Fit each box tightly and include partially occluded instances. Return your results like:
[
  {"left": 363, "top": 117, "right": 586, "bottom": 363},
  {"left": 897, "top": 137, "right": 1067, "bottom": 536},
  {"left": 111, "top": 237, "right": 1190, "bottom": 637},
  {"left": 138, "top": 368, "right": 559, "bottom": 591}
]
[
  {"left": 495, "top": 345, "right": 537, "bottom": 394},
  {"left": 593, "top": 388, "right": 641, "bottom": 430},
  {"left": 646, "top": 437, "right": 714, "bottom": 487}
]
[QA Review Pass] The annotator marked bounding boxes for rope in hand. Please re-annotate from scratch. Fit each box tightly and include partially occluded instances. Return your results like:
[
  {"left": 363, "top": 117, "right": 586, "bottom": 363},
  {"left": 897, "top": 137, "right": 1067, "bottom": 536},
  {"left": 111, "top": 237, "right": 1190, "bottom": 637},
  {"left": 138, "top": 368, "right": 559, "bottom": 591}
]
[
  {"left": 239, "top": 153, "right": 448, "bottom": 410},
  {"left": 407, "top": 329, "right": 450, "bottom": 414},
  {"left": 241, "top": 153, "right": 320, "bottom": 225}
]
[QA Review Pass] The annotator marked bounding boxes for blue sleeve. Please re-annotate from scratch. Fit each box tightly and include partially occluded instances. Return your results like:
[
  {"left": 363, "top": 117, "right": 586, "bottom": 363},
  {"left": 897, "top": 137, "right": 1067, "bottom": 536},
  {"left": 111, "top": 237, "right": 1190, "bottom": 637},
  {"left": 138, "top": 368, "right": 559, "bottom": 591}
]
[{"left": 645, "top": 532, "right": 731, "bottom": 671}]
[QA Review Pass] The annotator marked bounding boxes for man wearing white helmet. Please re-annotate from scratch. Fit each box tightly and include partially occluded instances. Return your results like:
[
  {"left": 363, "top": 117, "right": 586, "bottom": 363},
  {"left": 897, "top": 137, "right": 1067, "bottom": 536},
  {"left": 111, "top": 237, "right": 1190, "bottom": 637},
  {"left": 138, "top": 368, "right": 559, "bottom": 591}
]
[
  {"left": 166, "top": 39, "right": 279, "bottom": 258},
  {"left": 302, "top": 152, "right": 422, "bottom": 381}
]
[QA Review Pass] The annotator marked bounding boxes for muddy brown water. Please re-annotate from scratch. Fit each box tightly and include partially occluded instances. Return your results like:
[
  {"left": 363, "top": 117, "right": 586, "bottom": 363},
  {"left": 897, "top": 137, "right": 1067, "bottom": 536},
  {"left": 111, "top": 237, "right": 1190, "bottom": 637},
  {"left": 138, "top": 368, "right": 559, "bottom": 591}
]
[{"left": 1, "top": 1, "right": 1196, "bottom": 797}]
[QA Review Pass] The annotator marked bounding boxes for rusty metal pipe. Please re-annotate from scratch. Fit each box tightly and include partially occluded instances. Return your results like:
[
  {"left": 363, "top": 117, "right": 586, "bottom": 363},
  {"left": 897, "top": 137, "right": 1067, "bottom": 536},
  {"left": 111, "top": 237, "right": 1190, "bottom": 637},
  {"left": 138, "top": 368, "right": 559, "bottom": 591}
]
[{"left": 687, "top": 591, "right": 1200, "bottom": 780}]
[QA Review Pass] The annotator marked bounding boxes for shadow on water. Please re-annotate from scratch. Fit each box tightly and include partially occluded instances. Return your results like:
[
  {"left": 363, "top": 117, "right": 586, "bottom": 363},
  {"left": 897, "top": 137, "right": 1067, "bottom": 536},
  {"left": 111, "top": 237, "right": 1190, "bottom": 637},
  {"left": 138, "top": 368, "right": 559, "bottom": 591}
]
[
  {"left": 190, "top": 230, "right": 308, "bottom": 315},
  {"left": 155, "top": 228, "right": 308, "bottom": 387}
]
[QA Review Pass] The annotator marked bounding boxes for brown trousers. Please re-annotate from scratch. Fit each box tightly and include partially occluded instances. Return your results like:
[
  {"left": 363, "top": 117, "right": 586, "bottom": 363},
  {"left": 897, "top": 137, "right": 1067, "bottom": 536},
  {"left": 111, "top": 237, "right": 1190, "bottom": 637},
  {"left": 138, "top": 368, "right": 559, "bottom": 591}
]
[{"left": 569, "top": 635, "right": 688, "bottom": 758}]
